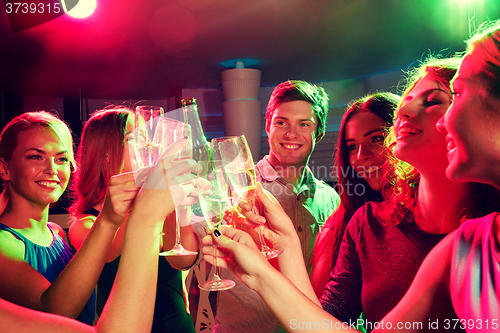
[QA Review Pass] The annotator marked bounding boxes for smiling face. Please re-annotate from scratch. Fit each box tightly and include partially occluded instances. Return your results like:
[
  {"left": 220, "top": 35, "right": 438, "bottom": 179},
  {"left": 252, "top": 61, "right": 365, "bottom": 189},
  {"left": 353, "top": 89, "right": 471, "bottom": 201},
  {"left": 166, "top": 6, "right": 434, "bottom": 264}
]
[
  {"left": 266, "top": 100, "right": 322, "bottom": 169},
  {"left": 0, "top": 127, "right": 71, "bottom": 207},
  {"left": 393, "top": 76, "right": 452, "bottom": 171},
  {"left": 345, "top": 112, "right": 387, "bottom": 190},
  {"left": 440, "top": 52, "right": 500, "bottom": 186}
]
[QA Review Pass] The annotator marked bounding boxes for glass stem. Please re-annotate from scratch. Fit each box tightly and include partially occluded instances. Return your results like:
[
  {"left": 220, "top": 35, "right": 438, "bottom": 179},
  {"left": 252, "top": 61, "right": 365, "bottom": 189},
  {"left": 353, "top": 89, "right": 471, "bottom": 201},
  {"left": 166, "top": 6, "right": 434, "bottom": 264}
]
[
  {"left": 258, "top": 228, "right": 270, "bottom": 251},
  {"left": 175, "top": 208, "right": 181, "bottom": 246},
  {"left": 250, "top": 198, "right": 269, "bottom": 251},
  {"left": 212, "top": 245, "right": 221, "bottom": 280}
]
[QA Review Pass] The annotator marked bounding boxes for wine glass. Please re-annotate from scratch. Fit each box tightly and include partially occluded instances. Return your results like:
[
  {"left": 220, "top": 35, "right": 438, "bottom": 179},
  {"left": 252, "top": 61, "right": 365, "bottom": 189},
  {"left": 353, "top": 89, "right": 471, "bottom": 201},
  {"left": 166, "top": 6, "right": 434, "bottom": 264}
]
[
  {"left": 212, "top": 135, "right": 282, "bottom": 259},
  {"left": 154, "top": 118, "right": 198, "bottom": 257},
  {"left": 198, "top": 155, "right": 236, "bottom": 291}
]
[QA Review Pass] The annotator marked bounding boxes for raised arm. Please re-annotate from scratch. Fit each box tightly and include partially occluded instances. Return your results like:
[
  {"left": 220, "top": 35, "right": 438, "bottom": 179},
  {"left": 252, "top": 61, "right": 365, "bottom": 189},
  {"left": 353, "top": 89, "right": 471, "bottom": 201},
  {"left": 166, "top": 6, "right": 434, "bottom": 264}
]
[
  {"left": 46, "top": 172, "right": 139, "bottom": 317},
  {"left": 0, "top": 172, "right": 137, "bottom": 318},
  {"left": 0, "top": 137, "right": 203, "bottom": 333},
  {"left": 0, "top": 177, "right": 164, "bottom": 333},
  {"left": 203, "top": 225, "right": 457, "bottom": 333},
  {"left": 202, "top": 226, "right": 356, "bottom": 333},
  {"left": 96, "top": 138, "right": 206, "bottom": 332},
  {"left": 69, "top": 214, "right": 126, "bottom": 263},
  {"left": 95, "top": 173, "right": 174, "bottom": 332}
]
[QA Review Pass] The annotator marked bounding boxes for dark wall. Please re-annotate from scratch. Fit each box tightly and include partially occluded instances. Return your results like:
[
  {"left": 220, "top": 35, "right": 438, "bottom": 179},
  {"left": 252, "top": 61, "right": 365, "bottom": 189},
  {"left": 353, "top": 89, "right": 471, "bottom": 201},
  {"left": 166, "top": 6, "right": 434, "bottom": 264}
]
[{"left": 1, "top": 92, "right": 24, "bottom": 129}]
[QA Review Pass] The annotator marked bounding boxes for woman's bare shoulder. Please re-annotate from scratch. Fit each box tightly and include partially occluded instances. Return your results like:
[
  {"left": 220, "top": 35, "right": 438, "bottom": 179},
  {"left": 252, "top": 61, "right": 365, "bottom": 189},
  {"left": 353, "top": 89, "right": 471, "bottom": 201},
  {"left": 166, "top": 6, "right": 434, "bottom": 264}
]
[{"left": 0, "top": 229, "right": 25, "bottom": 261}]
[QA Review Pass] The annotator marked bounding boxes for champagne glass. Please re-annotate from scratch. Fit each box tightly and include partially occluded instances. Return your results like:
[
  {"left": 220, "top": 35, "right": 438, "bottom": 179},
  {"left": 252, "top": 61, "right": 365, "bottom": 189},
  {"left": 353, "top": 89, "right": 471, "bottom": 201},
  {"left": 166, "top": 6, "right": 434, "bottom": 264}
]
[
  {"left": 154, "top": 118, "right": 198, "bottom": 257},
  {"left": 198, "top": 155, "right": 236, "bottom": 291},
  {"left": 132, "top": 106, "right": 164, "bottom": 169},
  {"left": 212, "top": 135, "right": 282, "bottom": 259}
]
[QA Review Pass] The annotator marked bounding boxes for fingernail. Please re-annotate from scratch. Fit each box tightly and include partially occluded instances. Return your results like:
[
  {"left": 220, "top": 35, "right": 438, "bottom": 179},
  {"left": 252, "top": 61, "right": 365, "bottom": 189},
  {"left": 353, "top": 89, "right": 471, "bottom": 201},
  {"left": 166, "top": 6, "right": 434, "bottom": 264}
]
[
  {"left": 183, "top": 136, "right": 189, "bottom": 140},
  {"left": 214, "top": 229, "right": 222, "bottom": 237}
]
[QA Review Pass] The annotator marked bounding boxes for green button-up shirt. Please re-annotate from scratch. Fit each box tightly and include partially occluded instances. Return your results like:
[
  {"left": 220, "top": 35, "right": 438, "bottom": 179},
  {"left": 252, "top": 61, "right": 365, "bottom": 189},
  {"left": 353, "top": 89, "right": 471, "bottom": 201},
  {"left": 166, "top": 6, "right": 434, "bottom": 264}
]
[{"left": 255, "top": 156, "right": 340, "bottom": 271}]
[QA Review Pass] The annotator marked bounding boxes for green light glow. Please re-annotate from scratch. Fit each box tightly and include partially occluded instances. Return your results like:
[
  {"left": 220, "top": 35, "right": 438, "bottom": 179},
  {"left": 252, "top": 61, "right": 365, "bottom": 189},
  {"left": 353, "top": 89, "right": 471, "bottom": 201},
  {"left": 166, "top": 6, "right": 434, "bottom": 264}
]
[{"left": 451, "top": 0, "right": 483, "bottom": 5}]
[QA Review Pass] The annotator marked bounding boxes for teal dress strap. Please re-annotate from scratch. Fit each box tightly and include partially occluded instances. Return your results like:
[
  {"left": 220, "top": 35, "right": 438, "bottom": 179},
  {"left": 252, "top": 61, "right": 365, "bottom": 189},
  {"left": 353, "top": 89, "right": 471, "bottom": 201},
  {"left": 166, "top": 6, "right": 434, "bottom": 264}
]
[{"left": 0, "top": 222, "right": 96, "bottom": 324}]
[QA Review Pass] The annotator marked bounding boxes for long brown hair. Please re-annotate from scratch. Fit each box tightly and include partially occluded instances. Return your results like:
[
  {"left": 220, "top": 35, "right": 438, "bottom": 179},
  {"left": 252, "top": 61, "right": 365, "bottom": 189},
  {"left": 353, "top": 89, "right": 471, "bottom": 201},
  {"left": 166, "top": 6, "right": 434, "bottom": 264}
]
[
  {"left": 69, "top": 107, "right": 131, "bottom": 217},
  {"left": 312, "top": 92, "right": 400, "bottom": 270}
]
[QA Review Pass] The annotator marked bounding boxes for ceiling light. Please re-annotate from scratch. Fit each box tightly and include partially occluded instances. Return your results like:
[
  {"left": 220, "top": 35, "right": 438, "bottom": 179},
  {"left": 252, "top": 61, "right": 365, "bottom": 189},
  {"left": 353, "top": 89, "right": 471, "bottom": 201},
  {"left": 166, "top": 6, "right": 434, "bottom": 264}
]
[{"left": 61, "top": 0, "right": 97, "bottom": 19}]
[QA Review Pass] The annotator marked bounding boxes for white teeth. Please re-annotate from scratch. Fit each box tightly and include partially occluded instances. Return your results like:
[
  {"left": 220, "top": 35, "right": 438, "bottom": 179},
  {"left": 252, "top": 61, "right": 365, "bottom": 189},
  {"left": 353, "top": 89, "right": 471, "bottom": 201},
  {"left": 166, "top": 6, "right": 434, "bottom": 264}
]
[
  {"left": 283, "top": 144, "right": 300, "bottom": 149},
  {"left": 398, "top": 127, "right": 421, "bottom": 135},
  {"left": 445, "top": 136, "right": 456, "bottom": 152},
  {"left": 366, "top": 166, "right": 381, "bottom": 173},
  {"left": 37, "top": 181, "right": 58, "bottom": 188}
]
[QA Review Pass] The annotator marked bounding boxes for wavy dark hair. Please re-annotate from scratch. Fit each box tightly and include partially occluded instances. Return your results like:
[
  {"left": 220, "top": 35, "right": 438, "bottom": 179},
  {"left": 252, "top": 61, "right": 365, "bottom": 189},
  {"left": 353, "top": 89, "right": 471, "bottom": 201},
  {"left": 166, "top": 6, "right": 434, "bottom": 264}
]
[{"left": 312, "top": 92, "right": 400, "bottom": 270}]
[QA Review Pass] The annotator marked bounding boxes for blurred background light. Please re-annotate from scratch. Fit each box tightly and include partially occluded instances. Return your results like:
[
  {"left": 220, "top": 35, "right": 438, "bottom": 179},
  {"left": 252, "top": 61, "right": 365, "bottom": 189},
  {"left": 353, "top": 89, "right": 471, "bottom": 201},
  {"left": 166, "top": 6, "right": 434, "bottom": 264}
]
[{"left": 451, "top": 0, "right": 482, "bottom": 4}]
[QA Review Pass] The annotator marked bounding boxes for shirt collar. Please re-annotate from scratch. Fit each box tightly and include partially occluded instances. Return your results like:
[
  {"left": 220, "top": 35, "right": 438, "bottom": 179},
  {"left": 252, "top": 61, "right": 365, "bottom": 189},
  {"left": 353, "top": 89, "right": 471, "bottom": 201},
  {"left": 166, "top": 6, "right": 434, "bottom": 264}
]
[
  {"left": 256, "top": 156, "right": 280, "bottom": 182},
  {"left": 256, "top": 156, "right": 317, "bottom": 193}
]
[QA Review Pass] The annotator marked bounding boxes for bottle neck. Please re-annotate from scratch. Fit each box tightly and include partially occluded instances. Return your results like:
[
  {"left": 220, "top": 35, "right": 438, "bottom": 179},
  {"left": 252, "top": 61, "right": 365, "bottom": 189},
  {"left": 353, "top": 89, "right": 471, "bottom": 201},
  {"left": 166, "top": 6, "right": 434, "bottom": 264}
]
[
  {"left": 183, "top": 104, "right": 208, "bottom": 144},
  {"left": 182, "top": 103, "right": 209, "bottom": 161}
]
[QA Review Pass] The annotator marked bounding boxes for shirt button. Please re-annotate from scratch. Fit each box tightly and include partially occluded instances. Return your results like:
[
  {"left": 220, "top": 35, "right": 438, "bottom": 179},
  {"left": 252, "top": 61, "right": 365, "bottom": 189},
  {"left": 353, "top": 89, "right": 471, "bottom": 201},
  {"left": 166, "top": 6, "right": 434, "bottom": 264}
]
[{"left": 297, "top": 226, "right": 303, "bottom": 232}]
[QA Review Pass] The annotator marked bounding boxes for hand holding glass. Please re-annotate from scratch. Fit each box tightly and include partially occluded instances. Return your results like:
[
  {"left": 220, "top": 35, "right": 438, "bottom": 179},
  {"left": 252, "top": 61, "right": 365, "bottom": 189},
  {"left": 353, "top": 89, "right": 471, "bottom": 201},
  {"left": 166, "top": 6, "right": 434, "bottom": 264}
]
[
  {"left": 154, "top": 118, "right": 198, "bottom": 257},
  {"left": 212, "top": 135, "right": 282, "bottom": 259},
  {"left": 198, "top": 156, "right": 235, "bottom": 291}
]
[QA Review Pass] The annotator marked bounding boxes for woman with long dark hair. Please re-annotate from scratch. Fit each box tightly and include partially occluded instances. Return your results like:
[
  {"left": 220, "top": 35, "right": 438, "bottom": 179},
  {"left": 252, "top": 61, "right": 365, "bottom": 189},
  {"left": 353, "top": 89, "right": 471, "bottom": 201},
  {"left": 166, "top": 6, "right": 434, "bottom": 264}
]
[{"left": 311, "top": 92, "right": 399, "bottom": 296}]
